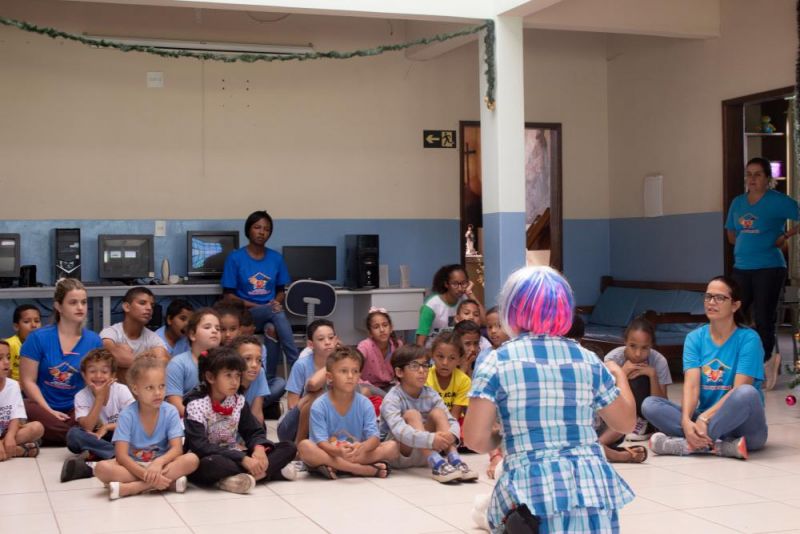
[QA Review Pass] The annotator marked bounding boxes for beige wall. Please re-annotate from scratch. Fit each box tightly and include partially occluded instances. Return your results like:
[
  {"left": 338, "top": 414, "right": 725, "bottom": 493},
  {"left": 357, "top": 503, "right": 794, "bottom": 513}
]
[
  {"left": 525, "top": 29, "right": 610, "bottom": 219},
  {"left": 0, "top": 2, "right": 478, "bottom": 220},
  {"left": 0, "top": 1, "right": 614, "bottom": 223},
  {"left": 607, "top": 0, "right": 796, "bottom": 218}
]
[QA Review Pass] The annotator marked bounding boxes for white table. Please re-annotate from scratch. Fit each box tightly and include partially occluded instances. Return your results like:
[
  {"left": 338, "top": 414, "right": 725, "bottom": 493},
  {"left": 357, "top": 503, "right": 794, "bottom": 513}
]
[{"left": 0, "top": 285, "right": 425, "bottom": 344}]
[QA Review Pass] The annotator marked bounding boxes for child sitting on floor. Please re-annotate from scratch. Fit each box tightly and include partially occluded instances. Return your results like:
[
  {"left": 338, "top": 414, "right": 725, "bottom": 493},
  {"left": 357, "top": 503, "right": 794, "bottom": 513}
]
[
  {"left": 239, "top": 309, "right": 284, "bottom": 420},
  {"left": 357, "top": 308, "right": 402, "bottom": 393},
  {"left": 604, "top": 317, "right": 671, "bottom": 441},
  {"left": 380, "top": 344, "right": 477, "bottom": 483},
  {"left": 426, "top": 330, "right": 471, "bottom": 421},
  {"left": 62, "top": 348, "right": 135, "bottom": 482},
  {"left": 454, "top": 300, "right": 491, "bottom": 354},
  {"left": 474, "top": 307, "right": 510, "bottom": 372},
  {"left": 231, "top": 335, "right": 272, "bottom": 425},
  {"left": 166, "top": 308, "right": 221, "bottom": 417},
  {"left": 154, "top": 299, "right": 193, "bottom": 357},
  {"left": 298, "top": 346, "right": 399, "bottom": 479},
  {"left": 94, "top": 353, "right": 199, "bottom": 500},
  {"left": 454, "top": 320, "right": 483, "bottom": 378},
  {"left": 101, "top": 287, "right": 169, "bottom": 382},
  {"left": 277, "top": 319, "right": 338, "bottom": 443},
  {"left": 183, "top": 346, "right": 297, "bottom": 494},
  {"left": 4, "top": 304, "right": 41, "bottom": 382},
  {"left": 0, "top": 340, "right": 43, "bottom": 460},
  {"left": 216, "top": 304, "right": 243, "bottom": 347}
]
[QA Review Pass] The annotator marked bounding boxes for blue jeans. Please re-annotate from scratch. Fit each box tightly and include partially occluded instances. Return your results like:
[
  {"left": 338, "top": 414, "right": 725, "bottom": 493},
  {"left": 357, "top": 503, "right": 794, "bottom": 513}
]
[
  {"left": 266, "top": 376, "right": 286, "bottom": 405},
  {"left": 277, "top": 406, "right": 300, "bottom": 443},
  {"left": 66, "top": 426, "right": 116, "bottom": 459},
  {"left": 251, "top": 305, "right": 299, "bottom": 368},
  {"left": 641, "top": 384, "right": 768, "bottom": 450}
]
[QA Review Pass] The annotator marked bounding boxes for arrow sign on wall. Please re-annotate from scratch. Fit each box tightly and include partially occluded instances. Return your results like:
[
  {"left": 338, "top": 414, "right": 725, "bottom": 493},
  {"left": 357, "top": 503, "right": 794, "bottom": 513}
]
[{"left": 423, "top": 130, "right": 456, "bottom": 148}]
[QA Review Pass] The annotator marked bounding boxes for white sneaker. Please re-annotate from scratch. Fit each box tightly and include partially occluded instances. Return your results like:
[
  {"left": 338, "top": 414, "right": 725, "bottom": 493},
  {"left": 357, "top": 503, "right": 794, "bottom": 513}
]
[
  {"left": 626, "top": 417, "right": 651, "bottom": 441},
  {"left": 280, "top": 462, "right": 298, "bottom": 481},
  {"left": 108, "top": 481, "right": 120, "bottom": 500},
  {"left": 217, "top": 473, "right": 256, "bottom": 494},
  {"left": 172, "top": 476, "right": 188, "bottom": 493}
]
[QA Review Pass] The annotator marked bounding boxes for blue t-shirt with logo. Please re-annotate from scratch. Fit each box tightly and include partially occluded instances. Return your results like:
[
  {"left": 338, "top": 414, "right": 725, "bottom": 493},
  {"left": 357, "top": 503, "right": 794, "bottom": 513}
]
[
  {"left": 166, "top": 350, "right": 198, "bottom": 398},
  {"left": 220, "top": 247, "right": 291, "bottom": 305},
  {"left": 113, "top": 401, "right": 183, "bottom": 462},
  {"left": 725, "top": 190, "right": 800, "bottom": 269},
  {"left": 20, "top": 325, "right": 103, "bottom": 411},
  {"left": 309, "top": 392, "right": 379, "bottom": 445},
  {"left": 683, "top": 324, "right": 764, "bottom": 411}
]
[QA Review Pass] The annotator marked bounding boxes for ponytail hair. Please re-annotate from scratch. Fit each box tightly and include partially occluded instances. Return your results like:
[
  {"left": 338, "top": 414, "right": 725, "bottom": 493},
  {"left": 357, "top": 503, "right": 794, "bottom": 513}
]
[{"left": 53, "top": 278, "right": 87, "bottom": 323}]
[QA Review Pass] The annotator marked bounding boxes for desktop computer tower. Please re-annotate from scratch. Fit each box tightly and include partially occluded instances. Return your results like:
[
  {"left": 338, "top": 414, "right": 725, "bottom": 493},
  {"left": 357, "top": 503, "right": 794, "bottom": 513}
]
[
  {"left": 344, "top": 234, "right": 379, "bottom": 289},
  {"left": 54, "top": 228, "right": 81, "bottom": 281}
]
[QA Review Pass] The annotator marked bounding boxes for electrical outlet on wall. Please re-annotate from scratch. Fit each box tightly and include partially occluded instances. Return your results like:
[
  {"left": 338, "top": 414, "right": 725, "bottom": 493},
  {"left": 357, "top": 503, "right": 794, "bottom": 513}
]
[{"left": 155, "top": 220, "right": 167, "bottom": 237}]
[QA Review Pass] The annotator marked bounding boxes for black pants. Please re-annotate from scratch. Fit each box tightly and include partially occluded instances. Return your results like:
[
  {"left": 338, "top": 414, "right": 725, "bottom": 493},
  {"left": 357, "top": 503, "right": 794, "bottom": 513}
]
[
  {"left": 629, "top": 375, "right": 650, "bottom": 418},
  {"left": 188, "top": 442, "right": 297, "bottom": 486},
  {"left": 732, "top": 267, "right": 786, "bottom": 361}
]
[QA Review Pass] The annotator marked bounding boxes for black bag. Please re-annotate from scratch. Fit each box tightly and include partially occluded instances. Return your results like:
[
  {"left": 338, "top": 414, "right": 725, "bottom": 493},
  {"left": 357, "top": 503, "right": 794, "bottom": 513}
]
[{"left": 503, "top": 504, "right": 540, "bottom": 534}]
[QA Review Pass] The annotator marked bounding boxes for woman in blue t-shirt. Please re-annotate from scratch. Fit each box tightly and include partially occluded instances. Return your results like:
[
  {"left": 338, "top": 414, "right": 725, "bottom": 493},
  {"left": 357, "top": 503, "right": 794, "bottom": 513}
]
[
  {"left": 19, "top": 279, "right": 103, "bottom": 445},
  {"left": 642, "top": 276, "right": 767, "bottom": 459},
  {"left": 220, "top": 210, "right": 299, "bottom": 369},
  {"left": 725, "top": 157, "right": 799, "bottom": 388}
]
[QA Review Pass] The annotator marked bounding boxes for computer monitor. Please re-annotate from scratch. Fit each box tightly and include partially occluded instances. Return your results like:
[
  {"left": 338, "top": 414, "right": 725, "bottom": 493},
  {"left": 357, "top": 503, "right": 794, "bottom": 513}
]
[
  {"left": 98, "top": 235, "right": 154, "bottom": 281},
  {"left": 0, "top": 234, "right": 21, "bottom": 284},
  {"left": 282, "top": 246, "right": 337, "bottom": 282},
  {"left": 187, "top": 231, "right": 239, "bottom": 278}
]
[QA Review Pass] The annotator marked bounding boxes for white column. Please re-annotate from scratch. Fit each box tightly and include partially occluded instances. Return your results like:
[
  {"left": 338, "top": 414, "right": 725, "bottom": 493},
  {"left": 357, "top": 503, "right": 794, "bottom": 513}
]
[{"left": 479, "top": 15, "right": 526, "bottom": 306}]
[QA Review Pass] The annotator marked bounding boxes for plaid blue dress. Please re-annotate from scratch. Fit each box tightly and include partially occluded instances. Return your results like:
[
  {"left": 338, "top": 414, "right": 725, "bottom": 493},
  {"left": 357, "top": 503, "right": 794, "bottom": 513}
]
[{"left": 470, "top": 334, "right": 634, "bottom": 533}]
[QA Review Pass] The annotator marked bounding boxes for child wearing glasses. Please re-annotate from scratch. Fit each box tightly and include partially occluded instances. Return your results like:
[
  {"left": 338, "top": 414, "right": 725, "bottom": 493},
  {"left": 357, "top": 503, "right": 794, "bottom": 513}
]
[
  {"left": 379, "top": 345, "right": 474, "bottom": 484},
  {"left": 415, "top": 265, "right": 479, "bottom": 347}
]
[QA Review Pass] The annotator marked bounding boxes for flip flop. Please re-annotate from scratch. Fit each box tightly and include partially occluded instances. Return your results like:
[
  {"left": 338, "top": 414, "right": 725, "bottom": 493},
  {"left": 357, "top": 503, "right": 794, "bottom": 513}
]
[
  {"left": 20, "top": 442, "right": 39, "bottom": 458},
  {"left": 311, "top": 465, "right": 337, "bottom": 480},
  {"left": 369, "top": 462, "right": 391, "bottom": 478},
  {"left": 620, "top": 445, "right": 648, "bottom": 463}
]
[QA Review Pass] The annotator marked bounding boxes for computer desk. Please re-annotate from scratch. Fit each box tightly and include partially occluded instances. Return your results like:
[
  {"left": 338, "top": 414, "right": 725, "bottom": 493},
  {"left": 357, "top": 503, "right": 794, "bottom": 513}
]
[{"left": 0, "top": 285, "right": 425, "bottom": 345}]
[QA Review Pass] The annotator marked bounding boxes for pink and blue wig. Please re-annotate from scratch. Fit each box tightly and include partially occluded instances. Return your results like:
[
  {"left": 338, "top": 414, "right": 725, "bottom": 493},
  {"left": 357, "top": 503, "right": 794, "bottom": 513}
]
[{"left": 498, "top": 266, "right": 574, "bottom": 337}]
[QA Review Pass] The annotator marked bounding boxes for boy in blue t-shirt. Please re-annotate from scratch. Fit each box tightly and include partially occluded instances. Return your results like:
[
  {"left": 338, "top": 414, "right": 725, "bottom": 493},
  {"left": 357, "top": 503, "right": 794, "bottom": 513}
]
[
  {"left": 276, "top": 320, "right": 338, "bottom": 443},
  {"left": 297, "top": 346, "right": 398, "bottom": 479}
]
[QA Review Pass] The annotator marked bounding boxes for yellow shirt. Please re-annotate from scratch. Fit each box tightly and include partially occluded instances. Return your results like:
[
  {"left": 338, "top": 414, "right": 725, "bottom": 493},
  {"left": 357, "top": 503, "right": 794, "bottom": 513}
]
[
  {"left": 4, "top": 335, "right": 22, "bottom": 382},
  {"left": 426, "top": 366, "right": 471, "bottom": 409}
]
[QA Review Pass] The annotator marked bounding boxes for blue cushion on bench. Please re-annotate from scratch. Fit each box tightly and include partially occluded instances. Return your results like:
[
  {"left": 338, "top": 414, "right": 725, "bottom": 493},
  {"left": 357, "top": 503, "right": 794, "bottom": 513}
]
[
  {"left": 633, "top": 289, "right": 677, "bottom": 317},
  {"left": 589, "top": 287, "right": 638, "bottom": 327},
  {"left": 584, "top": 324, "right": 626, "bottom": 343}
]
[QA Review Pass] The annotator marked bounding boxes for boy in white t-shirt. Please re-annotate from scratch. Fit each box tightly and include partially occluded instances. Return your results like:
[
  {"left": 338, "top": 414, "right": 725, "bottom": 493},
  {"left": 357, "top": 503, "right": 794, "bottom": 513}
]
[
  {"left": 0, "top": 340, "right": 44, "bottom": 460},
  {"left": 62, "top": 348, "right": 134, "bottom": 482},
  {"left": 100, "top": 287, "right": 169, "bottom": 383}
]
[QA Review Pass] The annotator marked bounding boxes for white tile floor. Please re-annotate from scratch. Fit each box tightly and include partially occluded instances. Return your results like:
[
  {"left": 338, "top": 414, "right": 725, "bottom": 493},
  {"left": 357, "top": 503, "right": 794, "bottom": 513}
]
[{"left": 4, "top": 360, "right": 800, "bottom": 533}]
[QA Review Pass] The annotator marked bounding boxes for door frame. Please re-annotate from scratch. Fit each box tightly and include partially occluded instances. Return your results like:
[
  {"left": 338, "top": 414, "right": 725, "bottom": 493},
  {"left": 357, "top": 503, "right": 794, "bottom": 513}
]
[
  {"left": 458, "top": 120, "right": 563, "bottom": 271},
  {"left": 722, "top": 86, "right": 794, "bottom": 274}
]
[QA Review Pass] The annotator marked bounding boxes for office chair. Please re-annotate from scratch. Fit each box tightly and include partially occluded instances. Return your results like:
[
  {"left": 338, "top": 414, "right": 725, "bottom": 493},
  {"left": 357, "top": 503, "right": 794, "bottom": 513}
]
[{"left": 284, "top": 280, "right": 338, "bottom": 376}]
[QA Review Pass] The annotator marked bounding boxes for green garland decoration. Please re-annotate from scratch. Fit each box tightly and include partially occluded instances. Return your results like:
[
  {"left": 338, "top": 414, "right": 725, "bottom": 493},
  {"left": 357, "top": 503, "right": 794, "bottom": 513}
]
[{"left": 0, "top": 15, "right": 496, "bottom": 108}]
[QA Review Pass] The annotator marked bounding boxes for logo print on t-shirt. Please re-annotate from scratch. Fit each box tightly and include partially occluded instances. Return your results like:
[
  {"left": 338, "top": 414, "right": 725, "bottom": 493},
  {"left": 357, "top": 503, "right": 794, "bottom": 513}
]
[
  {"left": 739, "top": 213, "right": 759, "bottom": 234},
  {"left": 47, "top": 361, "right": 78, "bottom": 390},
  {"left": 702, "top": 358, "right": 730, "bottom": 383},
  {"left": 132, "top": 445, "right": 159, "bottom": 463},
  {"left": 247, "top": 272, "right": 272, "bottom": 296}
]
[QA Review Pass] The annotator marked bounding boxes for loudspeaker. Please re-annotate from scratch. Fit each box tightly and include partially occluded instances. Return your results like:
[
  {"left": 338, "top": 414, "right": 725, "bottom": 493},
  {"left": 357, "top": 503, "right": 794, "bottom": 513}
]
[
  {"left": 344, "top": 234, "right": 379, "bottom": 289},
  {"left": 19, "top": 265, "right": 37, "bottom": 287},
  {"left": 54, "top": 228, "right": 81, "bottom": 280}
]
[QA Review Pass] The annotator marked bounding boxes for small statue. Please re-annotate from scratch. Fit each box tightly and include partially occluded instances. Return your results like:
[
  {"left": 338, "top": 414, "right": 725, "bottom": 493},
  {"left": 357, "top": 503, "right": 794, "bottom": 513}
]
[
  {"left": 761, "top": 115, "right": 777, "bottom": 134},
  {"left": 465, "top": 224, "right": 478, "bottom": 256}
]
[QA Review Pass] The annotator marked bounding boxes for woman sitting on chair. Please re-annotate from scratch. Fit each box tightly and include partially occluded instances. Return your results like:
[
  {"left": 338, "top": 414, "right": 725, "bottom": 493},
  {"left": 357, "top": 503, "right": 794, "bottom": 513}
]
[{"left": 220, "top": 210, "right": 299, "bottom": 369}]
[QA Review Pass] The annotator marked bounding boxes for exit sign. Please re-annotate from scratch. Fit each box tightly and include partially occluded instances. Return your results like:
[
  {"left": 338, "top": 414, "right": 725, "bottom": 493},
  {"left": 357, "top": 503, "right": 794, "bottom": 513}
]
[{"left": 423, "top": 130, "right": 456, "bottom": 148}]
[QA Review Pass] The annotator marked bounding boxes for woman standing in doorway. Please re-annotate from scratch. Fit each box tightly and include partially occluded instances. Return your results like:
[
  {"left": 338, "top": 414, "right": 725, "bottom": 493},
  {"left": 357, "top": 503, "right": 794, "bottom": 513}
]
[{"left": 725, "top": 157, "right": 799, "bottom": 389}]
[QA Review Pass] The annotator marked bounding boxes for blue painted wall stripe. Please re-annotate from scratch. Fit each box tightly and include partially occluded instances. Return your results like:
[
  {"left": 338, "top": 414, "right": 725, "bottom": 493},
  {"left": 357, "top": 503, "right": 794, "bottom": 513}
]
[{"left": 483, "top": 212, "right": 527, "bottom": 307}]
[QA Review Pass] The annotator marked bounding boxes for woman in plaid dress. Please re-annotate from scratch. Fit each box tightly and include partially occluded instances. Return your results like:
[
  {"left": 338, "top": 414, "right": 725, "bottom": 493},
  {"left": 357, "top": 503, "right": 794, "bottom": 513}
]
[{"left": 464, "top": 266, "right": 636, "bottom": 533}]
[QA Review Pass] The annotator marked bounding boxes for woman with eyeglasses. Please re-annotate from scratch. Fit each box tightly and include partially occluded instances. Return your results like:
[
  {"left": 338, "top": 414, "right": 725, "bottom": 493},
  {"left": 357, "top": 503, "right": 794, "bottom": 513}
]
[
  {"left": 415, "top": 264, "right": 480, "bottom": 347},
  {"left": 642, "top": 275, "right": 767, "bottom": 460},
  {"left": 725, "top": 157, "right": 799, "bottom": 389},
  {"left": 463, "top": 266, "right": 635, "bottom": 533}
]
